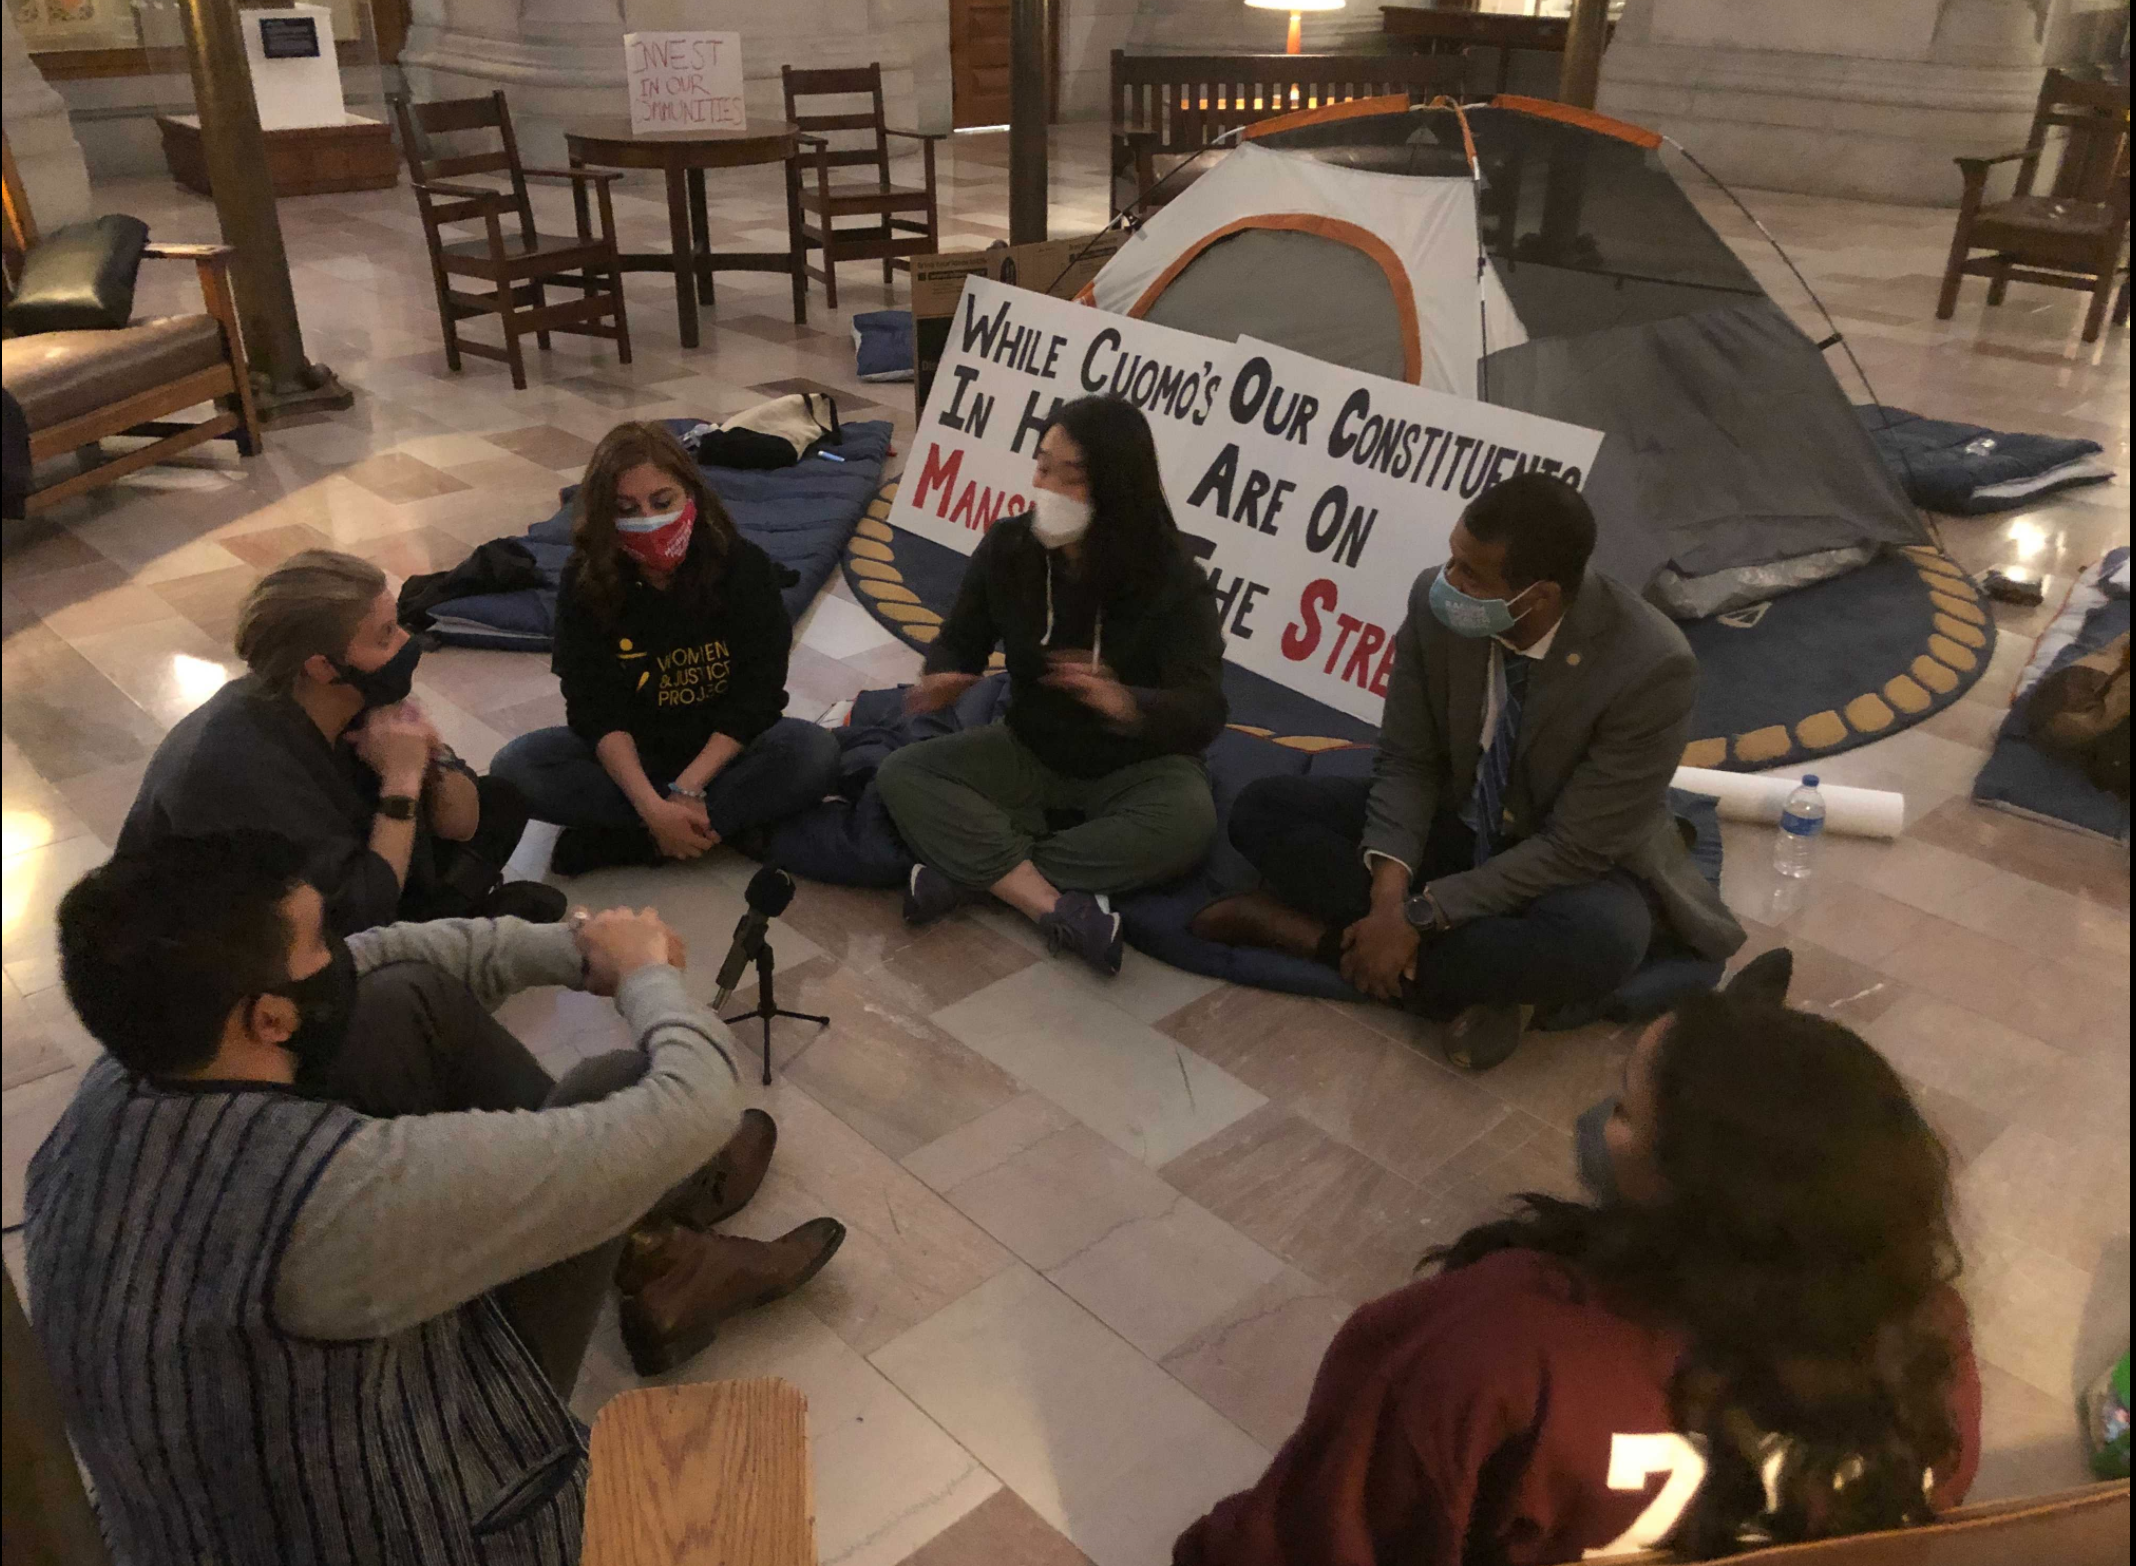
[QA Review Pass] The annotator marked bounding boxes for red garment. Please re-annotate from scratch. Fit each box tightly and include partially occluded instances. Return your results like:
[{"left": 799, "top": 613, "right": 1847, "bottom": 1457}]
[{"left": 1174, "top": 1251, "right": 1982, "bottom": 1566}]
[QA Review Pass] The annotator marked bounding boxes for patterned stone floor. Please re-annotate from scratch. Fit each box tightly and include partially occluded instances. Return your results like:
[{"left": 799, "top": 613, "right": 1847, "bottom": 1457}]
[{"left": 2, "top": 123, "right": 2128, "bottom": 1565}]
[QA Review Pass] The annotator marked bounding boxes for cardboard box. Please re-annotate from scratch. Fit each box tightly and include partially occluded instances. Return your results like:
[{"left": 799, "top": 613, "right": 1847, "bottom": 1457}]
[{"left": 911, "top": 229, "right": 1129, "bottom": 412}]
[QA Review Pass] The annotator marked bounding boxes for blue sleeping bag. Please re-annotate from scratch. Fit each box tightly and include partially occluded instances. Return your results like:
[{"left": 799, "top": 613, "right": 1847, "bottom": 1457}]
[
  {"left": 419, "top": 418, "right": 895, "bottom": 649},
  {"left": 1858, "top": 404, "right": 2110, "bottom": 515},
  {"left": 762, "top": 674, "right": 1729, "bottom": 1026},
  {"left": 1973, "top": 546, "right": 2131, "bottom": 841}
]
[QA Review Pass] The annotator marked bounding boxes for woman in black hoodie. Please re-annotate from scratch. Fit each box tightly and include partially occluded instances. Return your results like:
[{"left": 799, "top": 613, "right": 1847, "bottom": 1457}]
[
  {"left": 876, "top": 396, "right": 1226, "bottom": 975},
  {"left": 494, "top": 422, "right": 839, "bottom": 874}
]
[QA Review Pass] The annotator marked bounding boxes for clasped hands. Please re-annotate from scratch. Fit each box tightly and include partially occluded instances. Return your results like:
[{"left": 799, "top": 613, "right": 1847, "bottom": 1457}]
[
  {"left": 350, "top": 699, "right": 443, "bottom": 787},
  {"left": 1340, "top": 904, "right": 1424, "bottom": 1003},
  {"left": 905, "top": 651, "right": 1140, "bottom": 731},
  {"left": 570, "top": 905, "right": 688, "bottom": 996}
]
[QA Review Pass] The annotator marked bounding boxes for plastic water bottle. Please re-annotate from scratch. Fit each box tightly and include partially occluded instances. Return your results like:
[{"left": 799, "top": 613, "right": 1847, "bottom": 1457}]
[{"left": 1773, "top": 775, "right": 1826, "bottom": 879}]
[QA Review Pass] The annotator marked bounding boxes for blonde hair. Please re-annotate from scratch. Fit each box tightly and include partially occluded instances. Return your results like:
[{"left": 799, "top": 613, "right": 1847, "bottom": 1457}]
[{"left": 234, "top": 550, "right": 388, "bottom": 690}]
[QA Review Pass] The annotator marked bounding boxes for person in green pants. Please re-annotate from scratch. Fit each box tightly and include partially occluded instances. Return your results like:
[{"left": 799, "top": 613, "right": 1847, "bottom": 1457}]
[{"left": 876, "top": 396, "right": 1226, "bottom": 975}]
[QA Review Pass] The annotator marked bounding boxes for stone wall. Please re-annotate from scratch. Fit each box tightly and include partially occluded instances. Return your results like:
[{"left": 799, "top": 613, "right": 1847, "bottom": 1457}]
[
  {"left": 1598, "top": 0, "right": 2129, "bottom": 206},
  {"left": 400, "top": 0, "right": 953, "bottom": 165},
  {"left": 3, "top": 9, "right": 93, "bottom": 219}
]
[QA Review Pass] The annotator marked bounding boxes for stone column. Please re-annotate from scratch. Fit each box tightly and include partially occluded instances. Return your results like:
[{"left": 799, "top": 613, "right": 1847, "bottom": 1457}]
[
  {"left": 1597, "top": 0, "right": 2126, "bottom": 206},
  {"left": 2, "top": 9, "right": 93, "bottom": 227}
]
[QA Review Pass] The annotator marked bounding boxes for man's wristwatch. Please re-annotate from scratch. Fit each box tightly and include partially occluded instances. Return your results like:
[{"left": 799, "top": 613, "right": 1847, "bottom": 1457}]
[
  {"left": 377, "top": 793, "right": 420, "bottom": 821},
  {"left": 1403, "top": 886, "right": 1449, "bottom": 933}
]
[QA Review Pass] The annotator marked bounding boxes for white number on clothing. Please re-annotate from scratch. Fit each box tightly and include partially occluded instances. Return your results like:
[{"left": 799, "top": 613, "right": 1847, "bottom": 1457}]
[{"left": 1582, "top": 1432, "right": 1708, "bottom": 1559}]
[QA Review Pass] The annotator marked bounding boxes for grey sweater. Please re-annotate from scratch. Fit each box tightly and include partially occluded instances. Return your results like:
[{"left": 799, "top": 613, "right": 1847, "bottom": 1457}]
[{"left": 276, "top": 917, "right": 742, "bottom": 1341}]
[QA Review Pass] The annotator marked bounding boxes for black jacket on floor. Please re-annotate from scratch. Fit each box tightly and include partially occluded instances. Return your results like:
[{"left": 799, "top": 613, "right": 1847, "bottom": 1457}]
[
  {"left": 551, "top": 538, "right": 793, "bottom": 780},
  {"left": 924, "top": 515, "right": 1227, "bottom": 779}
]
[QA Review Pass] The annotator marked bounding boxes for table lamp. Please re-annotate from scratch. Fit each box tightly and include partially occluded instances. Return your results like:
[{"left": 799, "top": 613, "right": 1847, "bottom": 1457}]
[{"left": 1245, "top": 0, "right": 1345, "bottom": 54}]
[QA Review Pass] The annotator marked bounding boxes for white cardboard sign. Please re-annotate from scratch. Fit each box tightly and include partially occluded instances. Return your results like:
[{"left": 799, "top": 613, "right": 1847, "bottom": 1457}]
[
  {"left": 624, "top": 32, "right": 746, "bottom": 134},
  {"left": 244, "top": 6, "right": 345, "bottom": 132},
  {"left": 887, "top": 278, "right": 1604, "bottom": 723}
]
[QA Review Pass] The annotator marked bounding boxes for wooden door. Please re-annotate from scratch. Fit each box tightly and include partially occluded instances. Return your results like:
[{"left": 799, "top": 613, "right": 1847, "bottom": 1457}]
[{"left": 950, "top": 0, "right": 1012, "bottom": 128}]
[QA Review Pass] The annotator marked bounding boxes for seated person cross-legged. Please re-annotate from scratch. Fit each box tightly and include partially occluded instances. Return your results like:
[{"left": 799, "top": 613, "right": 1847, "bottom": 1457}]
[
  {"left": 25, "top": 832, "right": 847, "bottom": 1566},
  {"left": 876, "top": 396, "right": 1227, "bottom": 976},
  {"left": 1194, "top": 474, "right": 1744, "bottom": 1071},
  {"left": 491, "top": 420, "right": 842, "bottom": 877},
  {"left": 1177, "top": 992, "right": 1983, "bottom": 1566},
  {"left": 119, "top": 548, "right": 567, "bottom": 937}
]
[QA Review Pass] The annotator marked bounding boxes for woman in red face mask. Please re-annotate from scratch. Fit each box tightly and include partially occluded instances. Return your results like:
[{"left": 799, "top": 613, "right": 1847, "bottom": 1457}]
[{"left": 492, "top": 422, "right": 840, "bottom": 873}]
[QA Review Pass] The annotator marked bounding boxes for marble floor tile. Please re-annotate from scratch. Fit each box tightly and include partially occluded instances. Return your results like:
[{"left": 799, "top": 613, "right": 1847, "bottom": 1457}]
[
  {"left": 769, "top": 957, "right": 1025, "bottom": 1160},
  {"left": 1871, "top": 916, "right": 2122, "bottom": 1051},
  {"left": 2, "top": 832, "right": 115, "bottom": 979},
  {"left": 1906, "top": 796, "right": 2130, "bottom": 912},
  {"left": 871, "top": 1265, "right": 1271, "bottom": 1566},
  {"left": 1160, "top": 984, "right": 1509, "bottom": 1185},
  {"left": 900, "top": 1092, "right": 1077, "bottom": 1193},
  {"left": 2, "top": 1063, "right": 85, "bottom": 1226},
  {"left": 1971, "top": 1361, "right": 2099, "bottom": 1502},
  {"left": 870, "top": 914, "right": 1042, "bottom": 1013},
  {"left": 933, "top": 963, "right": 1266, "bottom": 1168},
  {"left": 796, "top": 590, "right": 906, "bottom": 660},
  {"left": 941, "top": 1123, "right": 1181, "bottom": 1272},
  {"left": 1162, "top": 1104, "right": 1434, "bottom": 1304},
  {"left": 1045, "top": 1190, "right": 1288, "bottom": 1360},
  {"left": 1159, "top": 1266, "right": 1354, "bottom": 1451},
  {"left": 894, "top": 1488, "right": 1095, "bottom": 1566}
]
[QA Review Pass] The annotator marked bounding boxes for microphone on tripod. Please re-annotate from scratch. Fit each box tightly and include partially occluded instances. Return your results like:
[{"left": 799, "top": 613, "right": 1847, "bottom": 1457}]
[{"left": 713, "top": 867, "right": 796, "bottom": 1009}]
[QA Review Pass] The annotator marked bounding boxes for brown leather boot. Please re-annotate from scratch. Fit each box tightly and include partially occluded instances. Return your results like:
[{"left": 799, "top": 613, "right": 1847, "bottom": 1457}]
[
  {"left": 648, "top": 1108, "right": 778, "bottom": 1232},
  {"left": 616, "top": 1217, "right": 846, "bottom": 1377}
]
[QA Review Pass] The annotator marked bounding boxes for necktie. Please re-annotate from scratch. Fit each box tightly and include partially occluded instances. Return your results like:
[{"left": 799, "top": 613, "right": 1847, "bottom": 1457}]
[{"left": 1471, "top": 654, "right": 1529, "bottom": 867}]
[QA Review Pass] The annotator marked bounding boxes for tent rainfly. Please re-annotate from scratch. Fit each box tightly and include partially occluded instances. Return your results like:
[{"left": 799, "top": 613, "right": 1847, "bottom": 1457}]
[{"left": 1084, "top": 96, "right": 1928, "bottom": 619}]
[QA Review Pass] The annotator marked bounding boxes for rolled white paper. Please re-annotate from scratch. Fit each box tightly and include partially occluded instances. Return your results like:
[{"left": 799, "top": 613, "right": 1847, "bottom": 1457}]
[{"left": 1672, "top": 767, "right": 1906, "bottom": 840}]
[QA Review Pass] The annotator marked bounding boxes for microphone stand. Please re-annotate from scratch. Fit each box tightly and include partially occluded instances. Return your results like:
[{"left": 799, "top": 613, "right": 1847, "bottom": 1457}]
[{"left": 721, "top": 938, "right": 829, "bottom": 1087}]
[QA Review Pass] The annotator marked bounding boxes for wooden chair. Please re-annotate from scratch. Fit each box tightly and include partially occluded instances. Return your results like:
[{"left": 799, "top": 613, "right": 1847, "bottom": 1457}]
[
  {"left": 3, "top": 132, "right": 262, "bottom": 515},
  {"left": 781, "top": 63, "right": 943, "bottom": 310},
  {"left": 391, "top": 91, "right": 632, "bottom": 391},
  {"left": 1936, "top": 69, "right": 2130, "bottom": 344},
  {"left": 1108, "top": 51, "right": 1469, "bottom": 214},
  {"left": 581, "top": 1379, "right": 812, "bottom": 1566}
]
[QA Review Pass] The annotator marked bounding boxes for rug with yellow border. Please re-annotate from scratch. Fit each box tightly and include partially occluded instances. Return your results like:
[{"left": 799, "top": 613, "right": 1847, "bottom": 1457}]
[{"left": 843, "top": 480, "right": 1993, "bottom": 769}]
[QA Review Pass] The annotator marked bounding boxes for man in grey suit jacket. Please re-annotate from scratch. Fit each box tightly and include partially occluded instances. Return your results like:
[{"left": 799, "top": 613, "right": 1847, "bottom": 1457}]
[{"left": 1194, "top": 474, "right": 1745, "bottom": 1070}]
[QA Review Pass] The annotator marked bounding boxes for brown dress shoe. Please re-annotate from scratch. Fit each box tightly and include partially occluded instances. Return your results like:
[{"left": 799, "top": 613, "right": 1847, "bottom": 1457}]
[
  {"left": 616, "top": 1217, "right": 846, "bottom": 1377},
  {"left": 649, "top": 1108, "right": 778, "bottom": 1232}
]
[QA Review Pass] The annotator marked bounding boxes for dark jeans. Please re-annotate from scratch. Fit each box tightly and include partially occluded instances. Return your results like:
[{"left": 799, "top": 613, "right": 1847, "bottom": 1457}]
[
  {"left": 490, "top": 718, "right": 840, "bottom": 840},
  {"left": 398, "top": 772, "right": 534, "bottom": 922},
  {"left": 1228, "top": 774, "right": 1653, "bottom": 1017},
  {"left": 299, "top": 960, "right": 647, "bottom": 1401}
]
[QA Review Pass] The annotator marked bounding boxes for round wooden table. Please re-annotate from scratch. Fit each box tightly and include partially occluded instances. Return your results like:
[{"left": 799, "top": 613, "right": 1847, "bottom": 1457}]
[{"left": 562, "top": 119, "right": 806, "bottom": 349}]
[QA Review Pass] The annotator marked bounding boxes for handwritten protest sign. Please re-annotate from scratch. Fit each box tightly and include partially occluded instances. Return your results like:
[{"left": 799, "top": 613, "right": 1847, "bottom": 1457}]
[
  {"left": 625, "top": 32, "right": 745, "bottom": 134},
  {"left": 887, "top": 277, "right": 1603, "bottom": 723}
]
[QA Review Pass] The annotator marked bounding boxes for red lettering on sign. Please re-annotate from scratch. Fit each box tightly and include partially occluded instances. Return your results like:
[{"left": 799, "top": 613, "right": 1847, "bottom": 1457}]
[
  {"left": 1324, "top": 612, "right": 1362, "bottom": 676},
  {"left": 912, "top": 442, "right": 964, "bottom": 515},
  {"left": 1281, "top": 579, "right": 1338, "bottom": 662},
  {"left": 1342, "top": 622, "right": 1385, "bottom": 689}
]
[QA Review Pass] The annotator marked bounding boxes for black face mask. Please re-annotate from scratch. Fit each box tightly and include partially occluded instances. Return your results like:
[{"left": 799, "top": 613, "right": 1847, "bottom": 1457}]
[
  {"left": 332, "top": 636, "right": 422, "bottom": 710},
  {"left": 265, "top": 937, "right": 357, "bottom": 1075}
]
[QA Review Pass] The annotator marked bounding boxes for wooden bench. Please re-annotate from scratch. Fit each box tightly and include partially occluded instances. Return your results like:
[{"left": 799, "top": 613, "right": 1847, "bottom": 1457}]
[
  {"left": 1109, "top": 50, "right": 1468, "bottom": 212},
  {"left": 581, "top": 1379, "right": 812, "bottom": 1566}
]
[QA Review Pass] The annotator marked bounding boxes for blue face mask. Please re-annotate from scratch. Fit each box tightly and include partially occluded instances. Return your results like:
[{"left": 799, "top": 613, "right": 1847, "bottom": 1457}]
[{"left": 1429, "top": 568, "right": 1539, "bottom": 639}]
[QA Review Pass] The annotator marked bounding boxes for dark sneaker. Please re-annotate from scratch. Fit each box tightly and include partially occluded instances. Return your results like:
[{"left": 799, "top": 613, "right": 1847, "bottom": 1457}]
[
  {"left": 902, "top": 863, "right": 972, "bottom": 927},
  {"left": 1039, "top": 891, "right": 1125, "bottom": 977},
  {"left": 1725, "top": 946, "right": 1795, "bottom": 1006},
  {"left": 1442, "top": 1001, "right": 1531, "bottom": 1072},
  {"left": 616, "top": 1217, "right": 846, "bottom": 1376},
  {"left": 648, "top": 1108, "right": 777, "bottom": 1232},
  {"left": 478, "top": 880, "right": 569, "bottom": 924},
  {"left": 550, "top": 822, "right": 660, "bottom": 877}
]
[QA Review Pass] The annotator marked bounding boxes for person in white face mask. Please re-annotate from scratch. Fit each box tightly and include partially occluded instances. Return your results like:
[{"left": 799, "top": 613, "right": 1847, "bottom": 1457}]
[{"left": 875, "top": 396, "right": 1228, "bottom": 976}]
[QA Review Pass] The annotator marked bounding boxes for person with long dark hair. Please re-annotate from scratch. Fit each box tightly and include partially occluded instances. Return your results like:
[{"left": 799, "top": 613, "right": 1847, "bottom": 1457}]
[
  {"left": 492, "top": 422, "right": 840, "bottom": 875},
  {"left": 875, "top": 396, "right": 1227, "bottom": 974},
  {"left": 1176, "top": 993, "right": 1982, "bottom": 1565}
]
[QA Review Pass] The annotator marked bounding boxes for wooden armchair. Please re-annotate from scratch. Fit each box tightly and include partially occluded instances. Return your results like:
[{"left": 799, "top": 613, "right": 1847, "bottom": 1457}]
[
  {"left": 781, "top": 63, "right": 943, "bottom": 310},
  {"left": 1936, "top": 69, "right": 2129, "bottom": 344},
  {"left": 391, "top": 91, "right": 632, "bottom": 391},
  {"left": 2, "top": 133, "right": 261, "bottom": 516}
]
